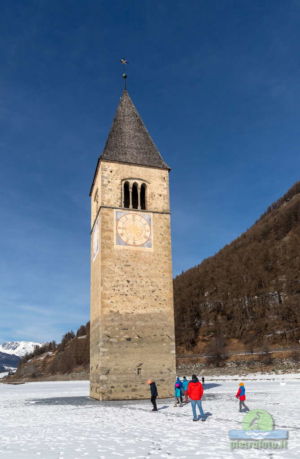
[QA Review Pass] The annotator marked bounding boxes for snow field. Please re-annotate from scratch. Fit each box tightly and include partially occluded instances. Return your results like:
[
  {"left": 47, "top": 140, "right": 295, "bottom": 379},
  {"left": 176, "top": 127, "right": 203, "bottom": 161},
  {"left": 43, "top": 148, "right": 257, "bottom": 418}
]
[{"left": 0, "top": 376, "right": 300, "bottom": 458}]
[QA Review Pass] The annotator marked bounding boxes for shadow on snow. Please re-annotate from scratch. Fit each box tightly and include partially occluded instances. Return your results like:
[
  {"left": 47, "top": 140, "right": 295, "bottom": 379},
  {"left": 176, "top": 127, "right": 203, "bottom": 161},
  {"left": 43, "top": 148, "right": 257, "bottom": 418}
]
[{"left": 27, "top": 383, "right": 222, "bottom": 408}]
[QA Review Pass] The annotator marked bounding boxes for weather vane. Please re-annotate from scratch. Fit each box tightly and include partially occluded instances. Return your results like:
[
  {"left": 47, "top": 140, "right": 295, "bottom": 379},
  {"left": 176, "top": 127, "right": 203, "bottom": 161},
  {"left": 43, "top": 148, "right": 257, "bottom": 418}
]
[{"left": 120, "top": 58, "right": 128, "bottom": 89}]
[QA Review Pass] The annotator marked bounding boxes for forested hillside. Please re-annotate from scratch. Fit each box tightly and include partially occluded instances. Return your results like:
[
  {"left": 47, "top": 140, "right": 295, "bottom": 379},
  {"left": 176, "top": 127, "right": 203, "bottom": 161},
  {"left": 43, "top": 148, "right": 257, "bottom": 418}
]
[
  {"left": 8, "top": 322, "right": 90, "bottom": 381},
  {"left": 9, "top": 182, "right": 300, "bottom": 380},
  {"left": 174, "top": 182, "right": 300, "bottom": 354}
]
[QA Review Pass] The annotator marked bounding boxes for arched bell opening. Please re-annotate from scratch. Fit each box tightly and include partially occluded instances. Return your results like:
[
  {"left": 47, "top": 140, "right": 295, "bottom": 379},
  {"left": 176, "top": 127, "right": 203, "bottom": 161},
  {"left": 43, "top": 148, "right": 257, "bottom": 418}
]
[
  {"left": 141, "top": 183, "right": 146, "bottom": 210},
  {"left": 132, "top": 183, "right": 139, "bottom": 209},
  {"left": 123, "top": 181, "right": 130, "bottom": 208}
]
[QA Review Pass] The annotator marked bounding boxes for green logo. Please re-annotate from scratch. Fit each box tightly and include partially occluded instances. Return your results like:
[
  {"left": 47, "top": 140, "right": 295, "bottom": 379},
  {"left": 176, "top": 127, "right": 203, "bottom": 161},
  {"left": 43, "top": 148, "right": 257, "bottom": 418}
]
[{"left": 242, "top": 409, "right": 274, "bottom": 431}]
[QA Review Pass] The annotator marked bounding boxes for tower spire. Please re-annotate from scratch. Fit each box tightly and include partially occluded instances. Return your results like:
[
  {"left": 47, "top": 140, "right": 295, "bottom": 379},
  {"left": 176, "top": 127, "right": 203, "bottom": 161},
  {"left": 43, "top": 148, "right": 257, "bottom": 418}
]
[{"left": 100, "top": 90, "right": 169, "bottom": 169}]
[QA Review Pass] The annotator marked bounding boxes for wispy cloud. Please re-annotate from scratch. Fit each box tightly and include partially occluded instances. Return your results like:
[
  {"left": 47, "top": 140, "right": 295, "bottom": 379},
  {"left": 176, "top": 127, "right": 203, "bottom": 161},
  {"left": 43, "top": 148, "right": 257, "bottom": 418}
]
[{"left": 19, "top": 305, "right": 56, "bottom": 316}]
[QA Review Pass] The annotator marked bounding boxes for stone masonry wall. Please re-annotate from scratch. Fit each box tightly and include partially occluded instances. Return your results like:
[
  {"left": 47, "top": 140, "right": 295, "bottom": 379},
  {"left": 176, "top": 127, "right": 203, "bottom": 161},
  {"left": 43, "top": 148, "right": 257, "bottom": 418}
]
[{"left": 90, "top": 161, "right": 176, "bottom": 400}]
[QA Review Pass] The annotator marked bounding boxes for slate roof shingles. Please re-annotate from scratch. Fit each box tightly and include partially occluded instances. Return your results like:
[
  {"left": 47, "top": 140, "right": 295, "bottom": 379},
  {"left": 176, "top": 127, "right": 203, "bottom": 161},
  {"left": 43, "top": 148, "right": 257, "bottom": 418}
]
[{"left": 100, "top": 90, "right": 169, "bottom": 169}]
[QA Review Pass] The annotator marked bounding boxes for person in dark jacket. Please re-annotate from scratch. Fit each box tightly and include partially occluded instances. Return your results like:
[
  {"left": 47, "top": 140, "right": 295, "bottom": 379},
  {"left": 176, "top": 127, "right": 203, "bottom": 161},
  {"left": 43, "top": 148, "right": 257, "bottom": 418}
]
[
  {"left": 187, "top": 374, "right": 205, "bottom": 421},
  {"left": 147, "top": 379, "right": 158, "bottom": 411}
]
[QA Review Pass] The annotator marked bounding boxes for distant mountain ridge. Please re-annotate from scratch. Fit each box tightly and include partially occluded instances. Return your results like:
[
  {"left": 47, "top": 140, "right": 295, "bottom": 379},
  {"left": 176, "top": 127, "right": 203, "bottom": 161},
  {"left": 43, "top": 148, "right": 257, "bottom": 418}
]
[
  {"left": 0, "top": 352, "right": 20, "bottom": 372},
  {"left": 174, "top": 182, "right": 300, "bottom": 354},
  {"left": 0, "top": 341, "right": 42, "bottom": 358}
]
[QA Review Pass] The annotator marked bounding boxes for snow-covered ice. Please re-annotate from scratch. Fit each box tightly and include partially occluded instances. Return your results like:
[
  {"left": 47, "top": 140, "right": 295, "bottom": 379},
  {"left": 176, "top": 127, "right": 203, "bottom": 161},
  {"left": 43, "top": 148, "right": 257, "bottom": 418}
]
[{"left": 0, "top": 375, "right": 300, "bottom": 458}]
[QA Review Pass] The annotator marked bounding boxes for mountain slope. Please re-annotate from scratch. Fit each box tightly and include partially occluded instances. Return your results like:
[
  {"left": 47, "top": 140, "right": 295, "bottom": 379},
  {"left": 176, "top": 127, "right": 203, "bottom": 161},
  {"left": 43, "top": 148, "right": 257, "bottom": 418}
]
[
  {"left": 0, "top": 342, "right": 41, "bottom": 358},
  {"left": 174, "top": 182, "right": 300, "bottom": 354},
  {"left": 6, "top": 324, "right": 89, "bottom": 382}
]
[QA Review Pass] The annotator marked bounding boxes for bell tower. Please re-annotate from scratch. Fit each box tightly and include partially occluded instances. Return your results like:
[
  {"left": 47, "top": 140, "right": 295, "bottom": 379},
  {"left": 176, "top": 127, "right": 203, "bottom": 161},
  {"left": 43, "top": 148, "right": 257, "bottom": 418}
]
[{"left": 90, "top": 90, "right": 176, "bottom": 400}]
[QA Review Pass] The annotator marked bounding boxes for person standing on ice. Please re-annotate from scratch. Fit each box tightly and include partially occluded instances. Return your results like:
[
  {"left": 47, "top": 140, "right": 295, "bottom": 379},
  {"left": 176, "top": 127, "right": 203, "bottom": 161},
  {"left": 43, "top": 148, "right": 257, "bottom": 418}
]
[
  {"left": 147, "top": 379, "right": 158, "bottom": 411},
  {"left": 235, "top": 382, "right": 249, "bottom": 412},
  {"left": 174, "top": 377, "right": 183, "bottom": 406},
  {"left": 182, "top": 376, "right": 189, "bottom": 403},
  {"left": 187, "top": 374, "right": 206, "bottom": 421}
]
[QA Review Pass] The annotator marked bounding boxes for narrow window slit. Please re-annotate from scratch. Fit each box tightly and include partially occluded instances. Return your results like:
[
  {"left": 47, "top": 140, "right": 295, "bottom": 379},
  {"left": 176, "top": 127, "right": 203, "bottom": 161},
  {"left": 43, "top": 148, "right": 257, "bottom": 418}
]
[
  {"left": 132, "top": 183, "right": 138, "bottom": 209},
  {"left": 141, "top": 184, "right": 146, "bottom": 210},
  {"left": 124, "top": 182, "right": 130, "bottom": 208}
]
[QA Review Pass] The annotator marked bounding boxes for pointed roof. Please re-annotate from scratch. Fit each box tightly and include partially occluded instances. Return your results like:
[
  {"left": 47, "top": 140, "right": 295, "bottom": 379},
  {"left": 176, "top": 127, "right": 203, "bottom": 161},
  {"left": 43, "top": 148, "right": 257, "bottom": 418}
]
[{"left": 100, "top": 90, "right": 169, "bottom": 169}]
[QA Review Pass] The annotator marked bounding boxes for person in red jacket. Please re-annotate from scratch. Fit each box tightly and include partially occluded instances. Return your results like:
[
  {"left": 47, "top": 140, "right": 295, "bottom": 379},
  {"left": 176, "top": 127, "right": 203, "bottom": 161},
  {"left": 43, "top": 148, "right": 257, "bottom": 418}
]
[
  {"left": 235, "top": 382, "right": 249, "bottom": 412},
  {"left": 187, "top": 374, "right": 206, "bottom": 421}
]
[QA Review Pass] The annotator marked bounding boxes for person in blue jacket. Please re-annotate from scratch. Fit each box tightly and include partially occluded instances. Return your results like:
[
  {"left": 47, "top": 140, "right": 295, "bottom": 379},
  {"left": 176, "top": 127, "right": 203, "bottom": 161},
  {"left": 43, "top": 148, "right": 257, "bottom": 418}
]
[
  {"left": 182, "top": 376, "right": 190, "bottom": 403},
  {"left": 235, "top": 382, "right": 249, "bottom": 412},
  {"left": 174, "top": 377, "right": 183, "bottom": 407}
]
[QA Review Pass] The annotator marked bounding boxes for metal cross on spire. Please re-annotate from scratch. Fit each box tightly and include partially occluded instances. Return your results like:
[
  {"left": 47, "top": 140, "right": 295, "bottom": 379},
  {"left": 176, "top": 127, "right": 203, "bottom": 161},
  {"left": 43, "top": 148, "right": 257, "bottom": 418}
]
[{"left": 120, "top": 58, "right": 128, "bottom": 89}]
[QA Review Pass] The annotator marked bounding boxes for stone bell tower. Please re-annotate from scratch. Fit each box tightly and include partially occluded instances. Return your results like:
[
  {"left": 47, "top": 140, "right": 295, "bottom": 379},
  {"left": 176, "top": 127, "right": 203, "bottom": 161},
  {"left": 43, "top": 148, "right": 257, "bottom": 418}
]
[{"left": 89, "top": 90, "right": 176, "bottom": 400}]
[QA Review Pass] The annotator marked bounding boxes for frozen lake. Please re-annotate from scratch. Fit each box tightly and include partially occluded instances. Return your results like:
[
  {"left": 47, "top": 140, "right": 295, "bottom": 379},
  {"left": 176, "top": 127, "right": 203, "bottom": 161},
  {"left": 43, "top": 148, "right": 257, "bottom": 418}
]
[{"left": 0, "top": 375, "right": 300, "bottom": 458}]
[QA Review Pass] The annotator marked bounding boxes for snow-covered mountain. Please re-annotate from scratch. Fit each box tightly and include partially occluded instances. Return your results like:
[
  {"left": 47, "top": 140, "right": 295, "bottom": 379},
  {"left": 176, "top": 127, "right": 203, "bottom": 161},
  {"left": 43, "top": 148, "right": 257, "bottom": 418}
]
[{"left": 0, "top": 341, "right": 42, "bottom": 358}]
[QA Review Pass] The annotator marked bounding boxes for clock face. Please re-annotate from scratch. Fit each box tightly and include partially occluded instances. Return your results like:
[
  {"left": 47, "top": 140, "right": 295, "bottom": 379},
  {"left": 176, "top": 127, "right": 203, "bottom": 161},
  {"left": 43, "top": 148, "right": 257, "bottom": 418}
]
[{"left": 116, "top": 211, "right": 152, "bottom": 248}]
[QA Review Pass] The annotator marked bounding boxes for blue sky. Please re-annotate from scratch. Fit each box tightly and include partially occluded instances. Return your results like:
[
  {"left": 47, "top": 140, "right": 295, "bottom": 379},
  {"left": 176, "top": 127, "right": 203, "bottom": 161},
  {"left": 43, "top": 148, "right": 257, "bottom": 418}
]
[{"left": 1, "top": 0, "right": 300, "bottom": 343}]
